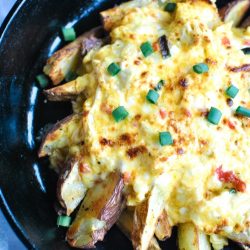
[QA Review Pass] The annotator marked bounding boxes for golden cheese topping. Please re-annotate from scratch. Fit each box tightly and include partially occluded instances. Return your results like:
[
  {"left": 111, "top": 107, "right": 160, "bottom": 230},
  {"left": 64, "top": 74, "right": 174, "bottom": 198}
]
[{"left": 73, "top": 0, "right": 250, "bottom": 235}]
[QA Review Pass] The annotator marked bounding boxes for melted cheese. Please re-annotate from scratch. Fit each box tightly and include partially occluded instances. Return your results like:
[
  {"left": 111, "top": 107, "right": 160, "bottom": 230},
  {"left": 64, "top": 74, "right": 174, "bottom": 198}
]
[{"left": 71, "top": 0, "right": 250, "bottom": 234}]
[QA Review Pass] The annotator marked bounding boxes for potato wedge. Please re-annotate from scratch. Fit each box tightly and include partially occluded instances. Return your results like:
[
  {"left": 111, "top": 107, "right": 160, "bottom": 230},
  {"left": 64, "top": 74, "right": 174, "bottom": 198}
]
[
  {"left": 44, "top": 74, "right": 94, "bottom": 101},
  {"left": 66, "top": 172, "right": 124, "bottom": 248},
  {"left": 132, "top": 187, "right": 165, "bottom": 250},
  {"left": 155, "top": 209, "right": 172, "bottom": 241},
  {"left": 240, "top": 244, "right": 250, "bottom": 250},
  {"left": 117, "top": 210, "right": 161, "bottom": 250},
  {"left": 101, "top": 6, "right": 125, "bottom": 32},
  {"left": 57, "top": 160, "right": 86, "bottom": 216},
  {"left": 209, "top": 234, "right": 228, "bottom": 250},
  {"left": 225, "top": 230, "right": 250, "bottom": 245},
  {"left": 219, "top": 0, "right": 250, "bottom": 27},
  {"left": 178, "top": 223, "right": 211, "bottom": 250},
  {"left": 44, "top": 26, "right": 105, "bottom": 85},
  {"left": 100, "top": 0, "right": 150, "bottom": 31},
  {"left": 241, "top": 16, "right": 250, "bottom": 28},
  {"left": 38, "top": 114, "right": 82, "bottom": 157}
]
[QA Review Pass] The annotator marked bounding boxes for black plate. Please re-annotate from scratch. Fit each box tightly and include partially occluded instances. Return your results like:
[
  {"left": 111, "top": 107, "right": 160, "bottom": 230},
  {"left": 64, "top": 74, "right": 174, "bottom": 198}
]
[{"left": 0, "top": 0, "right": 246, "bottom": 249}]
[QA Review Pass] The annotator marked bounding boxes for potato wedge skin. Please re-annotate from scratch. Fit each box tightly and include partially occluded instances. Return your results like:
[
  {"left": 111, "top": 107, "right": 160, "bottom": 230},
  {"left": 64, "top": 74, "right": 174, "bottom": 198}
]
[
  {"left": 132, "top": 187, "right": 164, "bottom": 250},
  {"left": 44, "top": 73, "right": 95, "bottom": 102},
  {"left": 57, "top": 159, "right": 86, "bottom": 215},
  {"left": 100, "top": 7, "right": 124, "bottom": 31},
  {"left": 219, "top": 0, "right": 250, "bottom": 27},
  {"left": 38, "top": 114, "right": 82, "bottom": 157},
  {"left": 178, "top": 223, "right": 211, "bottom": 250},
  {"left": 44, "top": 80, "right": 79, "bottom": 101},
  {"left": 155, "top": 210, "right": 172, "bottom": 241},
  {"left": 44, "top": 26, "right": 105, "bottom": 85},
  {"left": 241, "top": 15, "right": 250, "bottom": 28},
  {"left": 66, "top": 172, "right": 124, "bottom": 248},
  {"left": 117, "top": 209, "right": 161, "bottom": 250},
  {"left": 225, "top": 231, "right": 250, "bottom": 245}
]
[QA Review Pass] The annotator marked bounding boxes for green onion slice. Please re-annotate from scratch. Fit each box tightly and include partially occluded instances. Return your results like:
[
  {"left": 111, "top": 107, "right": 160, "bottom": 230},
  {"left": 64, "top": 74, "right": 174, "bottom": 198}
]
[
  {"left": 36, "top": 74, "right": 49, "bottom": 88},
  {"left": 146, "top": 90, "right": 159, "bottom": 104},
  {"left": 193, "top": 63, "right": 209, "bottom": 74},
  {"left": 236, "top": 106, "right": 250, "bottom": 118},
  {"left": 159, "top": 132, "right": 173, "bottom": 146},
  {"left": 65, "top": 71, "right": 78, "bottom": 82},
  {"left": 140, "top": 42, "right": 154, "bottom": 57},
  {"left": 242, "top": 48, "right": 250, "bottom": 55},
  {"left": 164, "top": 3, "right": 177, "bottom": 12},
  {"left": 154, "top": 80, "right": 165, "bottom": 91},
  {"left": 112, "top": 106, "right": 129, "bottom": 122},
  {"left": 107, "top": 63, "right": 121, "bottom": 76},
  {"left": 229, "top": 188, "right": 237, "bottom": 194},
  {"left": 62, "top": 27, "right": 76, "bottom": 42},
  {"left": 57, "top": 215, "right": 71, "bottom": 227},
  {"left": 225, "top": 85, "right": 239, "bottom": 99},
  {"left": 207, "top": 107, "right": 222, "bottom": 125}
]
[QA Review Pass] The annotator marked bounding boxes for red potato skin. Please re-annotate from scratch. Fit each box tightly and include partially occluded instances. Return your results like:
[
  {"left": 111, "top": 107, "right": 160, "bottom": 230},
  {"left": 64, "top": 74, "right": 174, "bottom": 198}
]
[
  {"left": 56, "top": 159, "right": 76, "bottom": 210},
  {"left": 219, "top": 0, "right": 250, "bottom": 26},
  {"left": 66, "top": 172, "right": 125, "bottom": 249},
  {"left": 241, "top": 16, "right": 250, "bottom": 28}
]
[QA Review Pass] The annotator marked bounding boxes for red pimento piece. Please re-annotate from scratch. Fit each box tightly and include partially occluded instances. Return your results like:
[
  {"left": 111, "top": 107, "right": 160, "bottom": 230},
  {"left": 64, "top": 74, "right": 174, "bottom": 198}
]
[
  {"left": 216, "top": 166, "right": 246, "bottom": 192},
  {"left": 153, "top": 41, "right": 160, "bottom": 52},
  {"left": 227, "top": 120, "right": 236, "bottom": 130},
  {"left": 123, "top": 172, "right": 131, "bottom": 184},
  {"left": 244, "top": 40, "right": 250, "bottom": 46},
  {"left": 101, "top": 103, "right": 112, "bottom": 114},
  {"left": 222, "top": 37, "right": 231, "bottom": 47},
  {"left": 79, "top": 163, "right": 91, "bottom": 173},
  {"left": 159, "top": 108, "right": 167, "bottom": 119}
]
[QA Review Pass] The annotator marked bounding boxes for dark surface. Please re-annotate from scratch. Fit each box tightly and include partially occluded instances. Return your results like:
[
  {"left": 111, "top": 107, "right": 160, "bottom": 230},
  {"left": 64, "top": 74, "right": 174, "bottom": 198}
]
[
  {"left": 0, "top": 0, "right": 247, "bottom": 249},
  {"left": 0, "top": 2, "right": 26, "bottom": 249}
]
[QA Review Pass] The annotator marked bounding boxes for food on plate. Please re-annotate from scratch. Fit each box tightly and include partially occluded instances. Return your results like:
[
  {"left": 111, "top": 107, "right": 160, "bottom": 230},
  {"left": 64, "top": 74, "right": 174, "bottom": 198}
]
[
  {"left": 66, "top": 171, "right": 124, "bottom": 248},
  {"left": 132, "top": 187, "right": 165, "bottom": 250},
  {"left": 241, "top": 15, "right": 250, "bottom": 28},
  {"left": 178, "top": 223, "right": 211, "bottom": 250},
  {"left": 43, "top": 74, "right": 95, "bottom": 101},
  {"left": 155, "top": 209, "right": 172, "bottom": 241},
  {"left": 219, "top": 0, "right": 250, "bottom": 27},
  {"left": 38, "top": 114, "right": 82, "bottom": 158},
  {"left": 57, "top": 160, "right": 86, "bottom": 215},
  {"left": 43, "top": 26, "right": 107, "bottom": 85},
  {"left": 117, "top": 209, "right": 161, "bottom": 250},
  {"left": 39, "top": 0, "right": 250, "bottom": 248}
]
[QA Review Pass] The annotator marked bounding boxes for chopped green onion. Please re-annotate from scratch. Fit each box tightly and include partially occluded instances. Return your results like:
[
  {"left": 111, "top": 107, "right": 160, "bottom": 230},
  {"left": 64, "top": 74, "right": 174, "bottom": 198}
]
[
  {"left": 164, "top": 3, "right": 177, "bottom": 12},
  {"left": 112, "top": 106, "right": 129, "bottom": 122},
  {"left": 107, "top": 63, "right": 121, "bottom": 76},
  {"left": 140, "top": 42, "right": 154, "bottom": 57},
  {"left": 62, "top": 27, "right": 76, "bottom": 42},
  {"left": 57, "top": 215, "right": 71, "bottom": 227},
  {"left": 207, "top": 107, "right": 222, "bottom": 125},
  {"left": 193, "top": 63, "right": 209, "bottom": 74},
  {"left": 242, "top": 48, "right": 250, "bottom": 55},
  {"left": 36, "top": 74, "right": 49, "bottom": 88},
  {"left": 154, "top": 80, "right": 165, "bottom": 91},
  {"left": 65, "top": 71, "right": 78, "bottom": 82},
  {"left": 236, "top": 106, "right": 250, "bottom": 118},
  {"left": 225, "top": 85, "right": 239, "bottom": 98},
  {"left": 229, "top": 188, "right": 237, "bottom": 194},
  {"left": 159, "top": 132, "right": 173, "bottom": 146},
  {"left": 146, "top": 90, "right": 159, "bottom": 104}
]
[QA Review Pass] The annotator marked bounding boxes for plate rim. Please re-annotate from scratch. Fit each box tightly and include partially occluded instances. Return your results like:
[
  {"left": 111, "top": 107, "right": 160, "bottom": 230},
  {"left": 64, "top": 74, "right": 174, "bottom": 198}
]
[{"left": 0, "top": 1, "right": 35, "bottom": 249}]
